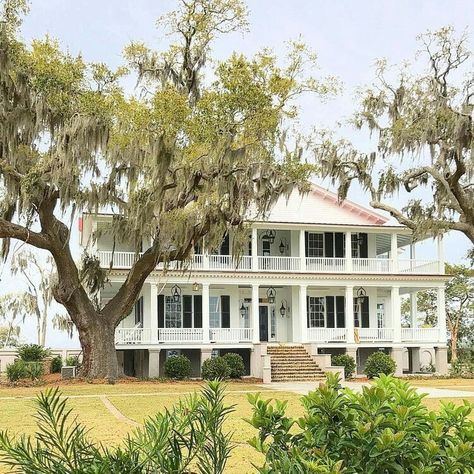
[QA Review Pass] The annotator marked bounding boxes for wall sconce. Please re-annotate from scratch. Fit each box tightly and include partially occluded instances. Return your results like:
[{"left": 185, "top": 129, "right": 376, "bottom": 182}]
[
  {"left": 279, "top": 299, "right": 290, "bottom": 317},
  {"left": 239, "top": 302, "right": 248, "bottom": 318},
  {"left": 262, "top": 229, "right": 276, "bottom": 245},
  {"left": 171, "top": 284, "right": 181, "bottom": 303},
  {"left": 267, "top": 287, "right": 276, "bottom": 304},
  {"left": 192, "top": 282, "right": 200, "bottom": 292},
  {"left": 278, "top": 238, "right": 289, "bottom": 255}
]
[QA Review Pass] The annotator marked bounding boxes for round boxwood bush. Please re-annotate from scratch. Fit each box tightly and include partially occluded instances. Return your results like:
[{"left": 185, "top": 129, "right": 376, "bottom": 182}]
[
  {"left": 331, "top": 354, "right": 356, "bottom": 379},
  {"left": 164, "top": 354, "right": 192, "bottom": 380},
  {"left": 223, "top": 352, "right": 245, "bottom": 379},
  {"left": 364, "top": 352, "right": 396, "bottom": 379},
  {"left": 6, "top": 360, "right": 27, "bottom": 382},
  {"left": 201, "top": 356, "right": 231, "bottom": 380},
  {"left": 51, "top": 355, "right": 63, "bottom": 374}
]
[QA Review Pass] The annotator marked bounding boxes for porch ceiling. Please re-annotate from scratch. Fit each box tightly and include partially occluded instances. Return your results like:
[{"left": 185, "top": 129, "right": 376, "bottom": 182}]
[{"left": 376, "top": 234, "right": 412, "bottom": 254}]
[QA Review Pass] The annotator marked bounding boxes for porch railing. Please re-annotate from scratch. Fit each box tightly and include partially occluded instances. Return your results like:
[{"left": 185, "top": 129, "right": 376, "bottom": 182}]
[
  {"left": 401, "top": 328, "right": 439, "bottom": 342},
  {"left": 209, "top": 328, "right": 253, "bottom": 343},
  {"left": 307, "top": 328, "right": 347, "bottom": 342},
  {"left": 115, "top": 328, "right": 151, "bottom": 344},
  {"left": 306, "top": 257, "right": 345, "bottom": 272},
  {"left": 352, "top": 258, "right": 392, "bottom": 273},
  {"left": 358, "top": 327, "right": 394, "bottom": 342},
  {"left": 158, "top": 328, "right": 203, "bottom": 343},
  {"left": 258, "top": 256, "right": 300, "bottom": 272}
]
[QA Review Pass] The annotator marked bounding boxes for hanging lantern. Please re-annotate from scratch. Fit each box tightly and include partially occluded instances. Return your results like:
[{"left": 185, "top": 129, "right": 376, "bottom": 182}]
[
  {"left": 279, "top": 300, "right": 289, "bottom": 317},
  {"left": 279, "top": 240, "right": 285, "bottom": 254},
  {"left": 192, "top": 282, "right": 200, "bottom": 292},
  {"left": 356, "top": 287, "right": 367, "bottom": 305},
  {"left": 267, "top": 229, "right": 276, "bottom": 244},
  {"left": 171, "top": 284, "right": 181, "bottom": 303},
  {"left": 240, "top": 302, "right": 247, "bottom": 318},
  {"left": 267, "top": 287, "right": 276, "bottom": 304}
]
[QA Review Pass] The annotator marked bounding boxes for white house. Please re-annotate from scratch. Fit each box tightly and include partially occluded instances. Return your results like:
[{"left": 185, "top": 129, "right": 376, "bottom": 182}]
[{"left": 80, "top": 185, "right": 449, "bottom": 381}]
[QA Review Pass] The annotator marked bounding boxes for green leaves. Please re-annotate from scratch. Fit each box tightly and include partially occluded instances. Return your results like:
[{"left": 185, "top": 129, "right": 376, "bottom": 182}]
[{"left": 248, "top": 374, "right": 474, "bottom": 473}]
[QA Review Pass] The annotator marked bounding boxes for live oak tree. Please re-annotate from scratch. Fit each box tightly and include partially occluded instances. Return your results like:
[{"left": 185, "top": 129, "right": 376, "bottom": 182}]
[
  {"left": 401, "top": 264, "right": 474, "bottom": 361},
  {"left": 316, "top": 27, "right": 474, "bottom": 247},
  {"left": 0, "top": 0, "right": 333, "bottom": 379}
]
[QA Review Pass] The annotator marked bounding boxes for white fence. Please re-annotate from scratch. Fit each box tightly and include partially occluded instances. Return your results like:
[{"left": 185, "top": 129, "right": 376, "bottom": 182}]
[
  {"left": 258, "top": 256, "right": 300, "bottom": 272},
  {"left": 401, "top": 328, "right": 439, "bottom": 342},
  {"left": 209, "top": 328, "right": 253, "bottom": 343},
  {"left": 358, "top": 327, "right": 394, "bottom": 342},
  {"left": 306, "top": 257, "right": 346, "bottom": 272},
  {"left": 307, "top": 328, "right": 347, "bottom": 342}
]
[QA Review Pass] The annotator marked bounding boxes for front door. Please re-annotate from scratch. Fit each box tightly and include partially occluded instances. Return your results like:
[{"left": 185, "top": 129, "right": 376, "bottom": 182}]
[{"left": 259, "top": 306, "right": 269, "bottom": 342}]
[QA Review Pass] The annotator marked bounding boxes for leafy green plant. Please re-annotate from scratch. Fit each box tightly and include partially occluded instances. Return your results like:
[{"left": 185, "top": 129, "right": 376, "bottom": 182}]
[
  {"left": 202, "top": 357, "right": 231, "bottom": 380},
  {"left": 248, "top": 373, "right": 474, "bottom": 473},
  {"left": 25, "top": 361, "right": 44, "bottom": 381},
  {"left": 6, "top": 360, "right": 27, "bottom": 382},
  {"left": 222, "top": 353, "right": 245, "bottom": 379},
  {"left": 65, "top": 355, "right": 80, "bottom": 367},
  {"left": 364, "top": 351, "right": 396, "bottom": 378},
  {"left": 50, "top": 355, "right": 63, "bottom": 373},
  {"left": 450, "top": 358, "right": 474, "bottom": 378},
  {"left": 0, "top": 381, "right": 235, "bottom": 474},
  {"left": 331, "top": 353, "right": 356, "bottom": 379},
  {"left": 164, "top": 354, "right": 192, "bottom": 380},
  {"left": 17, "top": 344, "right": 50, "bottom": 362}
]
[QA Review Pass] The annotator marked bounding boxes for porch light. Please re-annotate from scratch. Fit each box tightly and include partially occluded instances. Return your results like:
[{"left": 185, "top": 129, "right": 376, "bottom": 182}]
[
  {"left": 263, "top": 229, "right": 276, "bottom": 245},
  {"left": 356, "top": 287, "right": 367, "bottom": 305},
  {"left": 171, "top": 284, "right": 181, "bottom": 303},
  {"left": 279, "top": 299, "right": 289, "bottom": 317},
  {"left": 240, "top": 302, "right": 247, "bottom": 318},
  {"left": 278, "top": 238, "right": 289, "bottom": 254},
  {"left": 267, "top": 287, "right": 276, "bottom": 304},
  {"left": 192, "top": 282, "right": 200, "bottom": 292}
]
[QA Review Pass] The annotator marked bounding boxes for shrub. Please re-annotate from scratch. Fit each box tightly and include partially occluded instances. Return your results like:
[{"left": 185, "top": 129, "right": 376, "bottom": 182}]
[
  {"left": 222, "top": 353, "right": 245, "bottom": 379},
  {"left": 6, "top": 360, "right": 27, "bottom": 382},
  {"left": 65, "top": 355, "right": 80, "bottom": 367},
  {"left": 164, "top": 354, "right": 192, "bottom": 380},
  {"left": 331, "top": 354, "right": 356, "bottom": 379},
  {"left": 25, "top": 362, "right": 44, "bottom": 381},
  {"left": 50, "top": 356, "right": 63, "bottom": 374},
  {"left": 450, "top": 358, "right": 474, "bottom": 378},
  {"left": 248, "top": 374, "right": 474, "bottom": 472},
  {"left": 0, "top": 382, "right": 234, "bottom": 474},
  {"left": 17, "top": 344, "right": 50, "bottom": 362},
  {"left": 201, "top": 356, "right": 231, "bottom": 380},
  {"left": 364, "top": 351, "right": 396, "bottom": 378}
]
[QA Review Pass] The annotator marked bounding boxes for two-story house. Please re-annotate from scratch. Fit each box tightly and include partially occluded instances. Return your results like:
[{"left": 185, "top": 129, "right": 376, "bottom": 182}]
[{"left": 80, "top": 185, "right": 449, "bottom": 381}]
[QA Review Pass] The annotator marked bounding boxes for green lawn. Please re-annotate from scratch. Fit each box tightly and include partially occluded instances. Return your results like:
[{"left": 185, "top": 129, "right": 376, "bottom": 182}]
[{"left": 0, "top": 379, "right": 472, "bottom": 473}]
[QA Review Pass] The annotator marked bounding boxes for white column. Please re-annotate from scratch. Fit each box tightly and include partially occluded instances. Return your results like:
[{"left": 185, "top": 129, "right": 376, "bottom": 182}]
[
  {"left": 299, "top": 285, "right": 307, "bottom": 343},
  {"left": 345, "top": 231, "right": 353, "bottom": 272},
  {"left": 437, "top": 286, "right": 447, "bottom": 343},
  {"left": 410, "top": 291, "right": 418, "bottom": 328},
  {"left": 391, "top": 286, "right": 401, "bottom": 343},
  {"left": 299, "top": 229, "right": 306, "bottom": 271},
  {"left": 437, "top": 234, "right": 445, "bottom": 274},
  {"left": 252, "top": 284, "right": 259, "bottom": 343},
  {"left": 202, "top": 283, "right": 210, "bottom": 343},
  {"left": 251, "top": 227, "right": 258, "bottom": 271},
  {"left": 391, "top": 233, "right": 399, "bottom": 273},
  {"left": 345, "top": 286, "right": 354, "bottom": 343},
  {"left": 150, "top": 283, "right": 158, "bottom": 342}
]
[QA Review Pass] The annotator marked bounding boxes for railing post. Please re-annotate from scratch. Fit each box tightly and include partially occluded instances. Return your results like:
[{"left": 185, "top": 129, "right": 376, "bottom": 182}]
[
  {"left": 251, "top": 227, "right": 258, "bottom": 271},
  {"left": 345, "top": 231, "right": 353, "bottom": 272},
  {"left": 299, "top": 229, "right": 306, "bottom": 271},
  {"left": 203, "top": 251, "right": 210, "bottom": 270},
  {"left": 437, "top": 286, "right": 447, "bottom": 343},
  {"left": 345, "top": 286, "right": 354, "bottom": 343},
  {"left": 202, "top": 283, "right": 210, "bottom": 343}
]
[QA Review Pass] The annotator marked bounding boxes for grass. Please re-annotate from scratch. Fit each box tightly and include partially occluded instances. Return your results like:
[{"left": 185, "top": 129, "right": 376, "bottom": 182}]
[
  {"left": 0, "top": 378, "right": 472, "bottom": 473},
  {"left": 409, "top": 378, "right": 474, "bottom": 391}
]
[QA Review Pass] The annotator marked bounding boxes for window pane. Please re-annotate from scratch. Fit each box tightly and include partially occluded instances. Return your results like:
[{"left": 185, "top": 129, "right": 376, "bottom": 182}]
[
  {"left": 308, "top": 296, "right": 325, "bottom": 327},
  {"left": 308, "top": 233, "right": 324, "bottom": 257},
  {"left": 209, "top": 296, "right": 221, "bottom": 328},
  {"left": 165, "top": 296, "right": 182, "bottom": 328}
]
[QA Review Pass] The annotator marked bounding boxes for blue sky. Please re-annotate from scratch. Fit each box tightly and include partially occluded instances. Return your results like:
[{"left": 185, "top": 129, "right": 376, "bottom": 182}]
[{"left": 1, "top": 0, "right": 472, "bottom": 347}]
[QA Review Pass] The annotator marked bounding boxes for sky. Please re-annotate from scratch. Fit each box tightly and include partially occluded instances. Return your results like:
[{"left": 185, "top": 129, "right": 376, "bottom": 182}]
[{"left": 1, "top": 0, "right": 472, "bottom": 348}]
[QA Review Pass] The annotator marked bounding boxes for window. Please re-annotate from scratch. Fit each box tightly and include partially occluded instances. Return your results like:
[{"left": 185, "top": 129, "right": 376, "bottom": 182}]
[
  {"left": 353, "top": 301, "right": 360, "bottom": 328},
  {"left": 351, "top": 234, "right": 360, "bottom": 258},
  {"left": 377, "top": 303, "right": 385, "bottom": 328},
  {"left": 307, "top": 233, "right": 324, "bottom": 257},
  {"left": 308, "top": 297, "right": 325, "bottom": 327},
  {"left": 270, "top": 307, "right": 276, "bottom": 339},
  {"left": 262, "top": 239, "right": 271, "bottom": 256},
  {"left": 165, "top": 296, "right": 182, "bottom": 328},
  {"left": 134, "top": 296, "right": 144, "bottom": 327},
  {"left": 209, "top": 296, "right": 221, "bottom": 328}
]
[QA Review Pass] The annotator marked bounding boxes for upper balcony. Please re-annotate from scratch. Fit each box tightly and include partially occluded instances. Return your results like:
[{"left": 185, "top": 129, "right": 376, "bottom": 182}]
[{"left": 95, "top": 227, "right": 444, "bottom": 275}]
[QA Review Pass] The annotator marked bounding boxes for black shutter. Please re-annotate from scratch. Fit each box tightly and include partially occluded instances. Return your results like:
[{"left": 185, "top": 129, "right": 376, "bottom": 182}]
[
  {"left": 220, "top": 233, "right": 230, "bottom": 255},
  {"left": 248, "top": 236, "right": 252, "bottom": 256},
  {"left": 193, "top": 295, "right": 202, "bottom": 328},
  {"left": 336, "top": 296, "right": 345, "bottom": 328},
  {"left": 306, "top": 295, "right": 310, "bottom": 328},
  {"left": 305, "top": 232, "right": 309, "bottom": 257},
  {"left": 134, "top": 296, "right": 143, "bottom": 326},
  {"left": 157, "top": 294, "right": 165, "bottom": 328},
  {"left": 359, "top": 233, "right": 368, "bottom": 258},
  {"left": 221, "top": 295, "right": 230, "bottom": 328},
  {"left": 324, "top": 233, "right": 334, "bottom": 258},
  {"left": 361, "top": 297, "right": 370, "bottom": 328},
  {"left": 326, "top": 296, "right": 335, "bottom": 328},
  {"left": 183, "top": 295, "right": 192, "bottom": 328},
  {"left": 335, "top": 233, "right": 344, "bottom": 258}
]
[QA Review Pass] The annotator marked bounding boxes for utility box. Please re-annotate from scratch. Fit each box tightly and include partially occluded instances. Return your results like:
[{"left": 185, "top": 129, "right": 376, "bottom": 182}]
[{"left": 61, "top": 366, "right": 77, "bottom": 379}]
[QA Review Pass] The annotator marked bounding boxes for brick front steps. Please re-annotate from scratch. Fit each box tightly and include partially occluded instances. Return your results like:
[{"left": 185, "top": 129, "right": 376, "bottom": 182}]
[{"left": 267, "top": 345, "right": 326, "bottom": 382}]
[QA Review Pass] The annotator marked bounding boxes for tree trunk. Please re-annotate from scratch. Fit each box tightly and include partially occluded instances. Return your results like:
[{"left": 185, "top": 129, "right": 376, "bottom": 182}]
[
  {"left": 39, "top": 312, "right": 47, "bottom": 347},
  {"left": 75, "top": 316, "right": 119, "bottom": 381},
  {"left": 450, "top": 329, "right": 458, "bottom": 362}
]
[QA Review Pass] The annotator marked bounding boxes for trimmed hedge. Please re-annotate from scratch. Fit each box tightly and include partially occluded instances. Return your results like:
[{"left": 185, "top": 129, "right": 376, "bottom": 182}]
[
  {"left": 364, "top": 352, "right": 396, "bottom": 378},
  {"left": 202, "top": 357, "right": 231, "bottom": 380},
  {"left": 164, "top": 354, "right": 192, "bottom": 380},
  {"left": 222, "top": 353, "right": 245, "bottom": 379},
  {"left": 331, "top": 354, "right": 356, "bottom": 379}
]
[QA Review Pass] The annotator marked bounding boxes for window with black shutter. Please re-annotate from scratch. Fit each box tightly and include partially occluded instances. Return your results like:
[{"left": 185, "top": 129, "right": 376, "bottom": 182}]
[
  {"left": 221, "top": 295, "right": 230, "bottom": 328},
  {"left": 193, "top": 295, "right": 202, "bottom": 328},
  {"left": 183, "top": 295, "right": 193, "bottom": 328},
  {"left": 336, "top": 296, "right": 345, "bottom": 328},
  {"left": 326, "top": 296, "right": 335, "bottom": 328},
  {"left": 134, "top": 296, "right": 144, "bottom": 327},
  {"left": 157, "top": 294, "right": 165, "bottom": 328}
]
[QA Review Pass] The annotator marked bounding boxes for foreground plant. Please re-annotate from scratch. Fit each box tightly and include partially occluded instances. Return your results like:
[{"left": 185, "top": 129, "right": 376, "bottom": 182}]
[
  {"left": 248, "top": 374, "right": 474, "bottom": 473},
  {"left": 0, "top": 381, "right": 234, "bottom": 474}
]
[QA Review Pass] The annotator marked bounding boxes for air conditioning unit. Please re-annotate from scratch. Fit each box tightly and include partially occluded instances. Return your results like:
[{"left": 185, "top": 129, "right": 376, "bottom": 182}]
[{"left": 61, "top": 366, "right": 77, "bottom": 379}]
